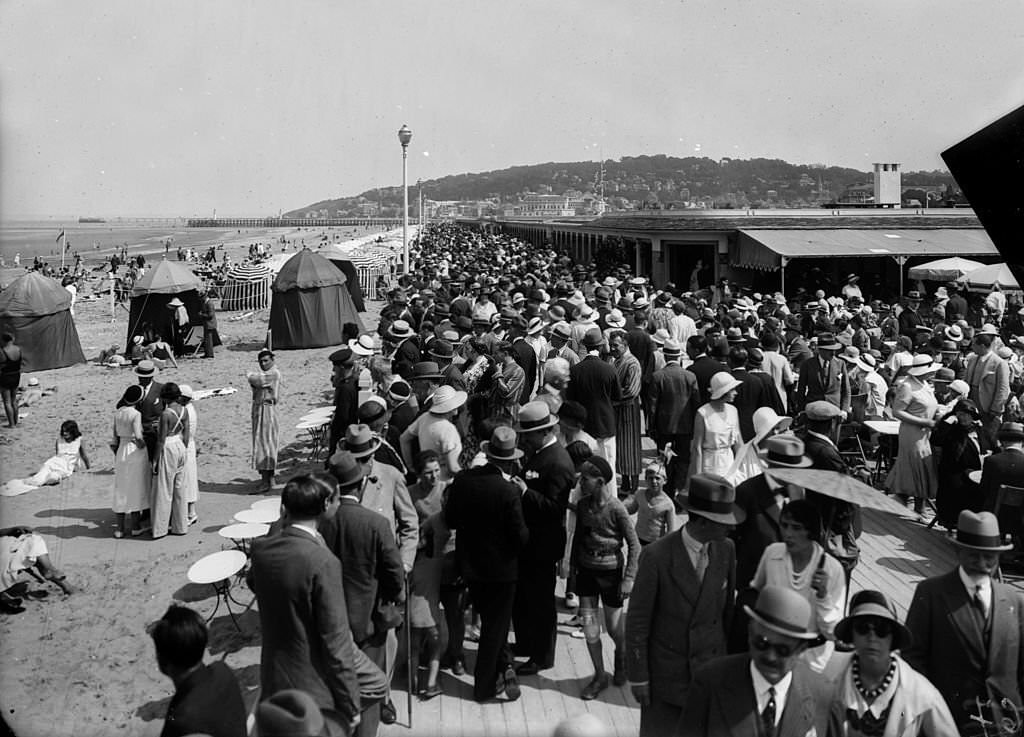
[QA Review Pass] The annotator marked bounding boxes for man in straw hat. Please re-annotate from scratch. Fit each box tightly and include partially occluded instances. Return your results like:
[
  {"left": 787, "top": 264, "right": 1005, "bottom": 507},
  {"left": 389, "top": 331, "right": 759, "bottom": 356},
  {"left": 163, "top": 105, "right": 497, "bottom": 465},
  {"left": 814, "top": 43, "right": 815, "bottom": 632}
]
[
  {"left": 903, "top": 510, "right": 1024, "bottom": 731},
  {"left": 626, "top": 473, "right": 744, "bottom": 737},
  {"left": 678, "top": 585, "right": 833, "bottom": 737},
  {"left": 134, "top": 359, "right": 165, "bottom": 461},
  {"left": 443, "top": 426, "right": 529, "bottom": 702},
  {"left": 511, "top": 402, "right": 576, "bottom": 678}
]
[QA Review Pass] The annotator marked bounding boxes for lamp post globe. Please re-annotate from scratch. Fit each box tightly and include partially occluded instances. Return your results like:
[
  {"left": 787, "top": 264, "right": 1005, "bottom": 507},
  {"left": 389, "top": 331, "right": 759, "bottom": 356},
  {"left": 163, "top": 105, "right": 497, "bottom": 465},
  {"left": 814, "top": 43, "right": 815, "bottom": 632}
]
[{"left": 398, "top": 125, "right": 413, "bottom": 276}]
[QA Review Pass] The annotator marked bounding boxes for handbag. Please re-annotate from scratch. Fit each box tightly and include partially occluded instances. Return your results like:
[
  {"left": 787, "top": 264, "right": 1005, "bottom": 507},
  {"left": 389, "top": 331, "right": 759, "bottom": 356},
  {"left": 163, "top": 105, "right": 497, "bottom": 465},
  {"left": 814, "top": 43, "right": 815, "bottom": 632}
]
[{"left": 372, "top": 599, "right": 404, "bottom": 634}]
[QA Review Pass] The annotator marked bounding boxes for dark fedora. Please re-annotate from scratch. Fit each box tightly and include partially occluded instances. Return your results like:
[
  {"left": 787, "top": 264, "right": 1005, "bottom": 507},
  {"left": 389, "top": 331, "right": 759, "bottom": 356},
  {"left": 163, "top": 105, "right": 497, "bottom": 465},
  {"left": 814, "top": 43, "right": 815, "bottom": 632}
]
[
  {"left": 582, "top": 328, "right": 606, "bottom": 350},
  {"left": 952, "top": 510, "right": 1013, "bottom": 552},
  {"left": 764, "top": 435, "right": 813, "bottom": 468},
  {"left": 428, "top": 340, "right": 455, "bottom": 360},
  {"left": 134, "top": 359, "right": 157, "bottom": 377},
  {"left": 905, "top": 290, "right": 923, "bottom": 302},
  {"left": 816, "top": 333, "right": 842, "bottom": 351},
  {"left": 481, "top": 426, "right": 523, "bottom": 462},
  {"left": 410, "top": 362, "right": 443, "bottom": 381},
  {"left": 328, "top": 450, "right": 370, "bottom": 489},
  {"left": 342, "top": 424, "right": 381, "bottom": 459},
  {"left": 678, "top": 473, "right": 745, "bottom": 525},
  {"left": 998, "top": 422, "right": 1024, "bottom": 442}
]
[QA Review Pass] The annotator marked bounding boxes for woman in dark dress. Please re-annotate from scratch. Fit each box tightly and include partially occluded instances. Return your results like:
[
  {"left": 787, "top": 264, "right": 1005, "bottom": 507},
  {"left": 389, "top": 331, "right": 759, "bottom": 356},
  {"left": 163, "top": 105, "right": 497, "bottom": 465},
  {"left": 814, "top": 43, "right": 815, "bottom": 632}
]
[
  {"left": 0, "top": 333, "right": 22, "bottom": 428},
  {"left": 931, "top": 398, "right": 984, "bottom": 532}
]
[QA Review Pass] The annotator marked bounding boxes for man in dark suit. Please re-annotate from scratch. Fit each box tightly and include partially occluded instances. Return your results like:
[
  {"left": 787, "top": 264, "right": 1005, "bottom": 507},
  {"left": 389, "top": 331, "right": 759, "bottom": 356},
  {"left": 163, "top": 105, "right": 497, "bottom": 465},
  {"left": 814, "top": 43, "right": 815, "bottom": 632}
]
[
  {"left": 647, "top": 339, "right": 698, "bottom": 493},
  {"left": 794, "top": 333, "right": 850, "bottom": 415},
  {"left": 512, "top": 402, "right": 576, "bottom": 676},
  {"left": 386, "top": 319, "right": 421, "bottom": 380},
  {"left": 151, "top": 604, "right": 247, "bottom": 737},
  {"left": 783, "top": 315, "right": 813, "bottom": 373},
  {"left": 135, "top": 360, "right": 164, "bottom": 460},
  {"left": 444, "top": 426, "right": 530, "bottom": 702},
  {"left": 729, "top": 346, "right": 784, "bottom": 442},
  {"left": 904, "top": 510, "right": 1024, "bottom": 733},
  {"left": 947, "top": 283, "right": 969, "bottom": 322},
  {"left": 980, "top": 422, "right": 1024, "bottom": 544},
  {"left": 319, "top": 452, "right": 405, "bottom": 737},
  {"left": 428, "top": 340, "right": 466, "bottom": 392},
  {"left": 686, "top": 334, "right": 729, "bottom": 406},
  {"left": 328, "top": 347, "right": 360, "bottom": 455},
  {"left": 248, "top": 475, "right": 386, "bottom": 735},
  {"left": 678, "top": 585, "right": 833, "bottom": 737},
  {"left": 567, "top": 328, "right": 622, "bottom": 494},
  {"left": 626, "top": 473, "right": 743, "bottom": 737},
  {"left": 899, "top": 292, "right": 925, "bottom": 339}
]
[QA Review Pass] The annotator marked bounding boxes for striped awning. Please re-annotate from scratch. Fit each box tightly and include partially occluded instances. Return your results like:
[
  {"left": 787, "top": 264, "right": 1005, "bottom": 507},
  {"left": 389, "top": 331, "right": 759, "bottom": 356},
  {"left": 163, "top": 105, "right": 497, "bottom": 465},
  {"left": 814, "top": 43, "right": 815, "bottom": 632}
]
[{"left": 226, "top": 262, "right": 272, "bottom": 282}]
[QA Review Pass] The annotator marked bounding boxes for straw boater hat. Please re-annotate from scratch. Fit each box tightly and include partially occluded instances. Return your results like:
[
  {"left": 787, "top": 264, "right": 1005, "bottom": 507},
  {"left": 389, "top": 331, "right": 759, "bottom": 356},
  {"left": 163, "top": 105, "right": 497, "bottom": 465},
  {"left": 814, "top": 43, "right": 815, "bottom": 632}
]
[
  {"left": 855, "top": 353, "right": 877, "bottom": 373},
  {"left": 763, "top": 435, "right": 813, "bottom": 468},
  {"left": 257, "top": 689, "right": 346, "bottom": 737},
  {"left": 342, "top": 424, "right": 381, "bottom": 459},
  {"left": 134, "top": 359, "right": 157, "bottom": 377},
  {"left": 744, "top": 585, "right": 819, "bottom": 640},
  {"left": 834, "top": 590, "right": 913, "bottom": 650},
  {"left": 709, "top": 371, "right": 743, "bottom": 401},
  {"left": 526, "top": 317, "right": 545, "bottom": 335},
  {"left": 662, "top": 338, "right": 683, "bottom": 358},
  {"left": 952, "top": 510, "right": 1013, "bottom": 552},
  {"left": 349, "top": 334, "right": 376, "bottom": 357},
  {"left": 605, "top": 309, "right": 626, "bottom": 329},
  {"left": 678, "top": 473, "right": 745, "bottom": 525},
  {"left": 481, "top": 426, "right": 523, "bottom": 462},
  {"left": 428, "top": 385, "right": 467, "bottom": 415},
  {"left": 515, "top": 401, "right": 559, "bottom": 433},
  {"left": 387, "top": 319, "right": 415, "bottom": 341}
]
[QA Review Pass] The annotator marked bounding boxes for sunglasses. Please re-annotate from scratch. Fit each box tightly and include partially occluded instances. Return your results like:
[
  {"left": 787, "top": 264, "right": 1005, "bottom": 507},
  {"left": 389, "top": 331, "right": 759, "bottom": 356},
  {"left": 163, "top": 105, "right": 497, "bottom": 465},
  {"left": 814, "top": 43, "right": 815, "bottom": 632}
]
[
  {"left": 853, "top": 618, "right": 893, "bottom": 638},
  {"left": 752, "top": 636, "right": 794, "bottom": 659}
]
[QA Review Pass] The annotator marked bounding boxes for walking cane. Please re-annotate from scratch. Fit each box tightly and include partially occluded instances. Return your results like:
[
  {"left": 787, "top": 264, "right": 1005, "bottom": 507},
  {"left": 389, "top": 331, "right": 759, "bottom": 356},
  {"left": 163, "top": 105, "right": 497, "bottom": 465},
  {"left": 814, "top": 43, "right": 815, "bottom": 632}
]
[{"left": 406, "top": 572, "right": 413, "bottom": 728}]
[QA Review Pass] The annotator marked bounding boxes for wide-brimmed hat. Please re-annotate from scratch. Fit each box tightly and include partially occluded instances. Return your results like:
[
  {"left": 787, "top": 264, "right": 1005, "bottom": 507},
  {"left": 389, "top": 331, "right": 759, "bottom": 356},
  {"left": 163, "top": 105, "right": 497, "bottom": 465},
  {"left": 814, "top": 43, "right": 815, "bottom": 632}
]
[
  {"left": 387, "top": 319, "right": 415, "bottom": 340},
  {"left": 678, "top": 473, "right": 745, "bottom": 525},
  {"left": 752, "top": 408, "right": 792, "bottom": 446},
  {"left": 816, "top": 332, "right": 842, "bottom": 351},
  {"left": 328, "top": 449, "right": 370, "bottom": 489},
  {"left": 709, "top": 371, "right": 742, "bottom": 401},
  {"left": 515, "top": 401, "right": 559, "bottom": 433},
  {"left": 953, "top": 510, "right": 1013, "bottom": 551},
  {"left": 257, "top": 689, "right": 346, "bottom": 737},
  {"left": 633, "top": 296, "right": 650, "bottom": 311},
  {"left": 349, "top": 335, "right": 376, "bottom": 357},
  {"left": 481, "top": 426, "right": 523, "bottom": 462},
  {"left": 549, "top": 321, "right": 572, "bottom": 342},
  {"left": 978, "top": 323, "right": 1000, "bottom": 336},
  {"left": 526, "top": 316, "right": 545, "bottom": 335},
  {"left": 744, "top": 585, "right": 818, "bottom": 641},
  {"left": 167, "top": 298, "right": 184, "bottom": 308},
  {"left": 575, "top": 304, "right": 597, "bottom": 323},
  {"left": 602, "top": 276, "right": 619, "bottom": 287},
  {"left": 998, "top": 422, "right": 1024, "bottom": 442},
  {"left": 835, "top": 590, "right": 913, "bottom": 650},
  {"left": 906, "top": 354, "right": 937, "bottom": 376},
  {"left": 847, "top": 273, "right": 860, "bottom": 282},
  {"left": 838, "top": 346, "right": 860, "bottom": 364},
  {"left": 933, "top": 367, "right": 956, "bottom": 383},
  {"left": 410, "top": 362, "right": 443, "bottom": 381},
  {"left": 935, "top": 286, "right": 949, "bottom": 299},
  {"left": 342, "top": 424, "right": 381, "bottom": 458},
  {"left": 764, "top": 435, "right": 813, "bottom": 468},
  {"left": 605, "top": 309, "right": 626, "bottom": 329},
  {"left": 949, "top": 379, "right": 970, "bottom": 397},
  {"left": 429, "top": 385, "right": 468, "bottom": 415},
  {"left": 134, "top": 359, "right": 157, "bottom": 377},
  {"left": 121, "top": 384, "right": 144, "bottom": 405},
  {"left": 387, "top": 379, "right": 411, "bottom": 402}
]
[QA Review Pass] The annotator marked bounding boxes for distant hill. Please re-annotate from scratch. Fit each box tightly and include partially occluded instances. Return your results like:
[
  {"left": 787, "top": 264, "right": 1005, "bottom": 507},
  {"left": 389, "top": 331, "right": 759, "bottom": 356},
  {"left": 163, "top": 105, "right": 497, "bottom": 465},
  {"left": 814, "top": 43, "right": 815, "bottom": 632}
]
[{"left": 284, "top": 154, "right": 962, "bottom": 218}]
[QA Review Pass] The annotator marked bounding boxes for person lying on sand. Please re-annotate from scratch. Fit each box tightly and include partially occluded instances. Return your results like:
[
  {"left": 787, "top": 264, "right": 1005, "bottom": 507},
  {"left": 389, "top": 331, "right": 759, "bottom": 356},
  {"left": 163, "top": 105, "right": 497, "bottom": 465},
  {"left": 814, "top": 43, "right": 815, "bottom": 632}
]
[{"left": 0, "top": 526, "right": 75, "bottom": 614}]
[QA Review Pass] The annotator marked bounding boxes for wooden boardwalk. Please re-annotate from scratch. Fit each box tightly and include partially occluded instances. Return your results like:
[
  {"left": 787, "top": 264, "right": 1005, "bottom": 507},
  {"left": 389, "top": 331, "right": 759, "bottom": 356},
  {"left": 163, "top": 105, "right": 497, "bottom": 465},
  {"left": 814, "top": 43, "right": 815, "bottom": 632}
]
[{"left": 379, "top": 488, "right": 1017, "bottom": 737}]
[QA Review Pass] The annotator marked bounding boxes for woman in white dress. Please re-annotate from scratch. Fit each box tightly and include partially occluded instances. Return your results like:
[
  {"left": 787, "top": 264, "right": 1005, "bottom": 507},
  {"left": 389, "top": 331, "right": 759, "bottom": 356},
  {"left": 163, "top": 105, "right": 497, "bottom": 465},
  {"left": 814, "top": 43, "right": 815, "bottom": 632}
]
[
  {"left": 111, "top": 386, "right": 150, "bottom": 538},
  {"left": 178, "top": 385, "right": 199, "bottom": 526},
  {"left": 688, "top": 371, "right": 743, "bottom": 481}
]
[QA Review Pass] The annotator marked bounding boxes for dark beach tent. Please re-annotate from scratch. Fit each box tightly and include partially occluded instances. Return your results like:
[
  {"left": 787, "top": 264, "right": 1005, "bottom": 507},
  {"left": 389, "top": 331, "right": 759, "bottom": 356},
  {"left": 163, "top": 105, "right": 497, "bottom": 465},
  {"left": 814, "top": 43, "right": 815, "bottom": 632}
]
[
  {"left": 127, "top": 260, "right": 203, "bottom": 350},
  {"left": 0, "top": 271, "right": 86, "bottom": 371},
  {"left": 268, "top": 249, "right": 364, "bottom": 349}
]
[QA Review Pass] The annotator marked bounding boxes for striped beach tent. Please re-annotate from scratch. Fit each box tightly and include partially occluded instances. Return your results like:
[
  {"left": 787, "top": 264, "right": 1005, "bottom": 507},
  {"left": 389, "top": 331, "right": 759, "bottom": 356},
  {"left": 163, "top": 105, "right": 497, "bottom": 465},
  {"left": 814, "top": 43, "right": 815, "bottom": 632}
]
[{"left": 221, "top": 261, "right": 272, "bottom": 310}]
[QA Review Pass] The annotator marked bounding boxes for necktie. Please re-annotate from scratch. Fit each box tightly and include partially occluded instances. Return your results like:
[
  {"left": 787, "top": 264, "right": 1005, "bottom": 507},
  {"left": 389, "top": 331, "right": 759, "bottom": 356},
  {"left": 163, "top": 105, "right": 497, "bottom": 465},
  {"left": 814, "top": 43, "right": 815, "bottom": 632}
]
[
  {"left": 762, "top": 686, "right": 777, "bottom": 737},
  {"left": 974, "top": 584, "right": 988, "bottom": 619},
  {"left": 695, "top": 544, "right": 708, "bottom": 581}
]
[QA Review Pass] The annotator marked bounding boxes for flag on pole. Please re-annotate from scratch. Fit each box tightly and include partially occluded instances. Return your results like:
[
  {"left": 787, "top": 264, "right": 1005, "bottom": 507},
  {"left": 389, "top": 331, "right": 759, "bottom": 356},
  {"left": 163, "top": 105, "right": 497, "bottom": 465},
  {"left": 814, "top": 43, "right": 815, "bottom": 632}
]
[{"left": 56, "top": 229, "right": 65, "bottom": 242}]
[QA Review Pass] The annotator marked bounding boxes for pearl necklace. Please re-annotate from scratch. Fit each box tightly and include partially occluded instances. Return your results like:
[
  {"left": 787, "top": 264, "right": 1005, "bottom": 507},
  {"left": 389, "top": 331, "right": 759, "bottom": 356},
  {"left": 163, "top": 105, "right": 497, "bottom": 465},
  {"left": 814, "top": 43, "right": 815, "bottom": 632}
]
[{"left": 852, "top": 654, "right": 896, "bottom": 701}]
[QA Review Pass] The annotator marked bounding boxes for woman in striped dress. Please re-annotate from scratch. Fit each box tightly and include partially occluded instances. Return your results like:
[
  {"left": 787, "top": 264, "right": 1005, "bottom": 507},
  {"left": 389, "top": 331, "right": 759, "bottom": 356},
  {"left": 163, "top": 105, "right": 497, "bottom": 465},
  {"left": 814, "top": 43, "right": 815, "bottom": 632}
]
[
  {"left": 609, "top": 331, "right": 642, "bottom": 495},
  {"left": 246, "top": 349, "right": 281, "bottom": 493}
]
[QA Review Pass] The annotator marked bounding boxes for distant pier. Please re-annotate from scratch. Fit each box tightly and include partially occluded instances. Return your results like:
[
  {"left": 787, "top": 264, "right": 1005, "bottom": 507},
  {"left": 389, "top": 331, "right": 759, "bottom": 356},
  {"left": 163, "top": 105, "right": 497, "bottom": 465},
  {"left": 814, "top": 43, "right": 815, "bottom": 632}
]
[{"left": 187, "top": 217, "right": 403, "bottom": 228}]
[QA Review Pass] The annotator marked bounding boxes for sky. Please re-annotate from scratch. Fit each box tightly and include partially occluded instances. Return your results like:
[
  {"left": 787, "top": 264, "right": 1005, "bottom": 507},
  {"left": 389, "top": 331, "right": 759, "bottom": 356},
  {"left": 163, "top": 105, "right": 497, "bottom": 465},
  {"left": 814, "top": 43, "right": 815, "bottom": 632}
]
[{"left": 3, "top": 0, "right": 1024, "bottom": 218}]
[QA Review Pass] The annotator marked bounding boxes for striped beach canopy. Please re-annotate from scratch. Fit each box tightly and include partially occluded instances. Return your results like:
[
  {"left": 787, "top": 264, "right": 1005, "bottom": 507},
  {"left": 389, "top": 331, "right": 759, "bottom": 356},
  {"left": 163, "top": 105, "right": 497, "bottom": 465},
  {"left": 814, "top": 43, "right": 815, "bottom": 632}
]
[
  {"left": 226, "top": 262, "right": 272, "bottom": 282},
  {"left": 344, "top": 249, "right": 391, "bottom": 268}
]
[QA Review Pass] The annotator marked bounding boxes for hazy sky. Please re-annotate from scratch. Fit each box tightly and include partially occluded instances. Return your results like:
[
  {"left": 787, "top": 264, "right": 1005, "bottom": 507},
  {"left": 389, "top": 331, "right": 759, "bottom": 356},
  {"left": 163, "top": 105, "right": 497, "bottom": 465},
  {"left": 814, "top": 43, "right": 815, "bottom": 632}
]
[{"left": 3, "top": 0, "right": 1024, "bottom": 218}]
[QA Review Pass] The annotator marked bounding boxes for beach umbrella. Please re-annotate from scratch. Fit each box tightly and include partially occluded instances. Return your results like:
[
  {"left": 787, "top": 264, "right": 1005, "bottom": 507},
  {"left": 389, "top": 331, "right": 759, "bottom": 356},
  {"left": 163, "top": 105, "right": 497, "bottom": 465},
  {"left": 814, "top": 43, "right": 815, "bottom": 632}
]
[
  {"left": 130, "top": 259, "right": 202, "bottom": 296},
  {"left": 764, "top": 468, "right": 891, "bottom": 511},
  {"left": 962, "top": 262, "right": 1020, "bottom": 291},
  {"left": 907, "top": 256, "right": 986, "bottom": 282},
  {"left": 226, "top": 262, "right": 271, "bottom": 282}
]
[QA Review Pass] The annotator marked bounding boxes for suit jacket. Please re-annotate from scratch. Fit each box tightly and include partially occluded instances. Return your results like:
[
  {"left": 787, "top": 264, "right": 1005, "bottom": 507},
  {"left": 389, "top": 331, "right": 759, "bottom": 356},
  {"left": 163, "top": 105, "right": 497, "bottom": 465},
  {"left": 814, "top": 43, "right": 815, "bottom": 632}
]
[
  {"left": 648, "top": 362, "right": 699, "bottom": 438},
  {"left": 360, "top": 459, "right": 419, "bottom": 572},
  {"left": 980, "top": 447, "right": 1024, "bottom": 526},
  {"left": 440, "top": 362, "right": 467, "bottom": 392},
  {"left": 626, "top": 532, "right": 736, "bottom": 706},
  {"left": 785, "top": 333, "right": 813, "bottom": 373},
  {"left": 689, "top": 355, "right": 729, "bottom": 406},
  {"left": 248, "top": 527, "right": 376, "bottom": 721},
  {"left": 567, "top": 354, "right": 621, "bottom": 439},
  {"left": 802, "top": 431, "right": 847, "bottom": 473},
  {"left": 903, "top": 569, "right": 1024, "bottom": 731},
  {"left": 732, "top": 474, "right": 785, "bottom": 589},
  {"left": 318, "top": 498, "right": 405, "bottom": 645},
  {"left": 160, "top": 661, "right": 246, "bottom": 737},
  {"left": 626, "top": 326, "right": 656, "bottom": 381},
  {"left": 898, "top": 307, "right": 923, "bottom": 339},
  {"left": 329, "top": 376, "right": 360, "bottom": 455},
  {"left": 512, "top": 337, "right": 538, "bottom": 404},
  {"left": 948, "top": 295, "right": 969, "bottom": 321},
  {"left": 795, "top": 356, "right": 850, "bottom": 413},
  {"left": 677, "top": 654, "right": 834, "bottom": 737},
  {"left": 444, "top": 464, "right": 529, "bottom": 583},
  {"left": 519, "top": 441, "right": 575, "bottom": 563},
  {"left": 733, "top": 369, "right": 784, "bottom": 442},
  {"left": 392, "top": 338, "right": 422, "bottom": 380},
  {"left": 966, "top": 351, "right": 1011, "bottom": 415},
  {"left": 139, "top": 380, "right": 165, "bottom": 429}
]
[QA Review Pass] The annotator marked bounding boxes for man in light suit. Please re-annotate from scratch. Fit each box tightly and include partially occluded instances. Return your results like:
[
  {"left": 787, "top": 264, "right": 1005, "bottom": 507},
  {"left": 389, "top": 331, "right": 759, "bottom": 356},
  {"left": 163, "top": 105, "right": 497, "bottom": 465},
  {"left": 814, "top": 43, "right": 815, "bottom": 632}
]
[
  {"left": 794, "top": 332, "right": 850, "bottom": 416},
  {"left": 647, "top": 339, "right": 699, "bottom": 493},
  {"left": 626, "top": 473, "right": 744, "bottom": 737},
  {"left": 248, "top": 475, "right": 386, "bottom": 736},
  {"left": 966, "top": 333, "right": 1011, "bottom": 450},
  {"left": 903, "top": 510, "right": 1024, "bottom": 733},
  {"left": 677, "top": 585, "right": 834, "bottom": 737}
]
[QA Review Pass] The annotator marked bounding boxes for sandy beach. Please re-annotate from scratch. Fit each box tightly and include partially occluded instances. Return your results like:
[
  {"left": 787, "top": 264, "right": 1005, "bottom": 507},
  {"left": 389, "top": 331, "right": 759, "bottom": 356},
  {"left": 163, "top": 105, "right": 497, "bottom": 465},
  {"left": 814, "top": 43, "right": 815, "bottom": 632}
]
[{"left": 0, "top": 230, "right": 387, "bottom": 737}]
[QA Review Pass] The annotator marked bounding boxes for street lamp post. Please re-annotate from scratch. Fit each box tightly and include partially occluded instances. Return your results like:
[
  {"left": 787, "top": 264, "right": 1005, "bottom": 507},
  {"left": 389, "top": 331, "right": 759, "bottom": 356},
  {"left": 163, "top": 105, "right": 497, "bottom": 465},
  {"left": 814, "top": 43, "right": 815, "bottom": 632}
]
[{"left": 398, "top": 124, "right": 412, "bottom": 276}]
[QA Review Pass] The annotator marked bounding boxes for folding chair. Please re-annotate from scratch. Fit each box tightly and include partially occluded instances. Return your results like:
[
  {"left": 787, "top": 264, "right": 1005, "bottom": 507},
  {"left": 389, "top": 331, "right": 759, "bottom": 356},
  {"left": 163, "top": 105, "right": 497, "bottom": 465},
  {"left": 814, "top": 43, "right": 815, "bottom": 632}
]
[
  {"left": 837, "top": 393, "right": 869, "bottom": 468},
  {"left": 183, "top": 324, "right": 205, "bottom": 357},
  {"left": 994, "top": 483, "right": 1024, "bottom": 553}
]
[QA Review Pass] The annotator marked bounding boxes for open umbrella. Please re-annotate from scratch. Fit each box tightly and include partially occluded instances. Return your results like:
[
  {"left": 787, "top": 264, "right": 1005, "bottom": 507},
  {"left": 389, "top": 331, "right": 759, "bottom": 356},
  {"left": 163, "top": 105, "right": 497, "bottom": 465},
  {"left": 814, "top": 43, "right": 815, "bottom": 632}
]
[
  {"left": 907, "top": 256, "right": 986, "bottom": 282},
  {"left": 962, "top": 262, "right": 1020, "bottom": 291},
  {"left": 764, "top": 468, "right": 900, "bottom": 512}
]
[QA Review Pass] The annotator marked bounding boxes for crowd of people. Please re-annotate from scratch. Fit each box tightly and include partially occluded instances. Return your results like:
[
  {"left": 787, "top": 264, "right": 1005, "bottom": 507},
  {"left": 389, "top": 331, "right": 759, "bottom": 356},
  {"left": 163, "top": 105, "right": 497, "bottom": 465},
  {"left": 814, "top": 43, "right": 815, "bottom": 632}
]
[{"left": 6, "top": 220, "right": 1024, "bottom": 737}]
